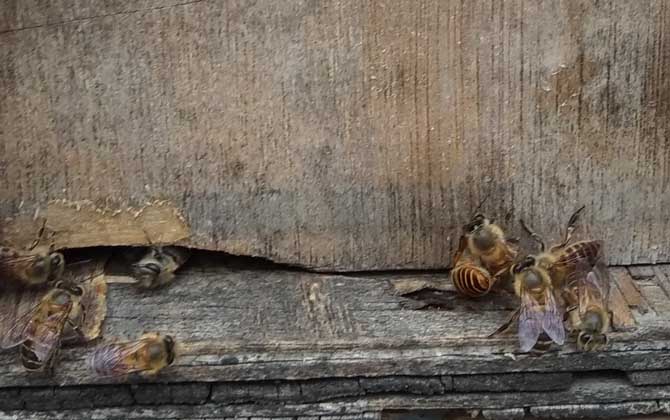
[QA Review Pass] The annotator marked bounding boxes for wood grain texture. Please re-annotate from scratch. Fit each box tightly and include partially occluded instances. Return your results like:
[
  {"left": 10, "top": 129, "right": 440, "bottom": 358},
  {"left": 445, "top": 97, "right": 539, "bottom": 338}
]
[
  {"left": 5, "top": 378, "right": 670, "bottom": 418},
  {"left": 1, "top": 0, "right": 669, "bottom": 270},
  {"left": 0, "top": 259, "right": 669, "bottom": 388}
]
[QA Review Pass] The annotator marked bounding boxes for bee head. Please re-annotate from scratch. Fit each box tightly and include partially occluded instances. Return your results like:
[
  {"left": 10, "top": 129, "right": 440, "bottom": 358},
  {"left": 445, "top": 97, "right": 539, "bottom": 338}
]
[
  {"left": 577, "top": 331, "right": 608, "bottom": 352},
  {"left": 163, "top": 335, "right": 176, "bottom": 366},
  {"left": 465, "top": 213, "right": 488, "bottom": 233},
  {"left": 512, "top": 256, "right": 536, "bottom": 274},
  {"left": 48, "top": 252, "right": 65, "bottom": 281}
]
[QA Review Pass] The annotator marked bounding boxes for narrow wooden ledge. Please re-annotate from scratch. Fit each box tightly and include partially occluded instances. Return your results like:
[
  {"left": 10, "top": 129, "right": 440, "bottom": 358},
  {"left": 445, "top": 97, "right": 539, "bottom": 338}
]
[{"left": 1, "top": 252, "right": 670, "bottom": 418}]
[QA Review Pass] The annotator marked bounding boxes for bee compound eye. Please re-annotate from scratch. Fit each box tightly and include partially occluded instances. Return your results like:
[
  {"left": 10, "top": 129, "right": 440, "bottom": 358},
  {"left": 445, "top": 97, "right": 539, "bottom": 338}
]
[
  {"left": 50, "top": 253, "right": 63, "bottom": 266},
  {"left": 72, "top": 286, "right": 84, "bottom": 296}
]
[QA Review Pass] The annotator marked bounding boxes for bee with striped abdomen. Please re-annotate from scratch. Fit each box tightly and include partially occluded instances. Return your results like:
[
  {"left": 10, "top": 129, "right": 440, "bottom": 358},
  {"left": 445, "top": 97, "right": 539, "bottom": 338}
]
[
  {"left": 451, "top": 214, "right": 517, "bottom": 297},
  {"left": 0, "top": 282, "right": 84, "bottom": 373},
  {"left": 89, "top": 332, "right": 176, "bottom": 378}
]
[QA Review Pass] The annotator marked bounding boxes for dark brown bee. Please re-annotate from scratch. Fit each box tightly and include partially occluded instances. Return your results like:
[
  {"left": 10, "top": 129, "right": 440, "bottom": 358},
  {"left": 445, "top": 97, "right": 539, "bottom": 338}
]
[
  {"left": 0, "top": 282, "right": 84, "bottom": 373},
  {"left": 89, "top": 333, "right": 176, "bottom": 378},
  {"left": 450, "top": 214, "right": 517, "bottom": 297},
  {"left": 131, "top": 246, "right": 191, "bottom": 289}
]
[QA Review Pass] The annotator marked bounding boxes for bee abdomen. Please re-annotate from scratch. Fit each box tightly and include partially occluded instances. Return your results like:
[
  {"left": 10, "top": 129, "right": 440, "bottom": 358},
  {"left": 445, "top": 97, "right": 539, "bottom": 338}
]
[
  {"left": 451, "top": 264, "right": 494, "bottom": 297},
  {"left": 20, "top": 341, "right": 44, "bottom": 371},
  {"left": 562, "top": 240, "right": 602, "bottom": 267},
  {"left": 530, "top": 333, "right": 554, "bottom": 355}
]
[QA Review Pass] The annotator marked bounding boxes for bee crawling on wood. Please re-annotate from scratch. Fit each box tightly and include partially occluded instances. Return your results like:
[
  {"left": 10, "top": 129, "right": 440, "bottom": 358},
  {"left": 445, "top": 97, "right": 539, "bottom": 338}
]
[
  {"left": 450, "top": 213, "right": 518, "bottom": 298},
  {"left": 89, "top": 332, "right": 176, "bottom": 378},
  {"left": 0, "top": 221, "right": 64, "bottom": 290},
  {"left": 0, "top": 281, "right": 85, "bottom": 374},
  {"left": 130, "top": 246, "right": 191, "bottom": 289},
  {"left": 490, "top": 205, "right": 613, "bottom": 353}
]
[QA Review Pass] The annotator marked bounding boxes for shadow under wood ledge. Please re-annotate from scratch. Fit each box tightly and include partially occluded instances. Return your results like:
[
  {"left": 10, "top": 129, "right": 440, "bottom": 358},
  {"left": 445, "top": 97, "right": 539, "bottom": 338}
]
[{"left": 0, "top": 250, "right": 670, "bottom": 418}]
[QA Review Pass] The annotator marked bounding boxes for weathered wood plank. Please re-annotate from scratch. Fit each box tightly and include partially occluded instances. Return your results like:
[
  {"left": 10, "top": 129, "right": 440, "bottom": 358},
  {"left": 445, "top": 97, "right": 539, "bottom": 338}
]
[
  {"left": 0, "top": 259, "right": 667, "bottom": 388},
  {"left": 1, "top": 1, "right": 669, "bottom": 270},
  {"left": 452, "top": 372, "right": 572, "bottom": 393},
  {"left": 628, "top": 370, "right": 670, "bottom": 386},
  {"left": 612, "top": 268, "right": 644, "bottom": 308},
  {"left": 5, "top": 378, "right": 670, "bottom": 418},
  {"left": 529, "top": 401, "right": 660, "bottom": 419},
  {"left": 0, "top": 1, "right": 185, "bottom": 32},
  {"left": 608, "top": 277, "right": 637, "bottom": 330}
]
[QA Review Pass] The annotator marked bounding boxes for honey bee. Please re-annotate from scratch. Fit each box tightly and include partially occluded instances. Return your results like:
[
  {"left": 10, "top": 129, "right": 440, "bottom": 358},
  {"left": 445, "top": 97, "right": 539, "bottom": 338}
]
[
  {"left": 506, "top": 255, "right": 566, "bottom": 353},
  {"left": 451, "top": 214, "right": 517, "bottom": 297},
  {"left": 0, "top": 246, "right": 65, "bottom": 290},
  {"left": 563, "top": 247, "right": 612, "bottom": 351},
  {"left": 491, "top": 206, "right": 609, "bottom": 353},
  {"left": 89, "top": 332, "right": 176, "bottom": 377},
  {"left": 0, "top": 221, "right": 65, "bottom": 290},
  {"left": 131, "top": 246, "right": 191, "bottom": 289},
  {"left": 0, "top": 282, "right": 84, "bottom": 373}
]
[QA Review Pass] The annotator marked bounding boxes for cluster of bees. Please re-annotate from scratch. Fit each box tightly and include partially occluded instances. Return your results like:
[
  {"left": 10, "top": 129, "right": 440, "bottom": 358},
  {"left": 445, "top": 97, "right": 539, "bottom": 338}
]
[
  {"left": 451, "top": 206, "right": 613, "bottom": 353},
  {"left": 0, "top": 223, "right": 189, "bottom": 377},
  {"left": 0, "top": 205, "right": 613, "bottom": 379}
]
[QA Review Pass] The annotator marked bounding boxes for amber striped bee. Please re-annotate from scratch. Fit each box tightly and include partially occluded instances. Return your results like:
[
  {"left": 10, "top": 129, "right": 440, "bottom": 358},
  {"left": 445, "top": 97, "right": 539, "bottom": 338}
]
[
  {"left": 0, "top": 282, "right": 84, "bottom": 373},
  {"left": 131, "top": 246, "right": 191, "bottom": 289},
  {"left": 89, "top": 332, "right": 176, "bottom": 378},
  {"left": 451, "top": 214, "right": 517, "bottom": 297}
]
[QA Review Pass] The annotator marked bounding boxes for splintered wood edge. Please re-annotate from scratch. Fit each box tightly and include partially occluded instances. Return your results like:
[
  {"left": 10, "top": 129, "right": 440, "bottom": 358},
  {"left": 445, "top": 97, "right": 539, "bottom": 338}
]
[{"left": 0, "top": 200, "right": 191, "bottom": 250}]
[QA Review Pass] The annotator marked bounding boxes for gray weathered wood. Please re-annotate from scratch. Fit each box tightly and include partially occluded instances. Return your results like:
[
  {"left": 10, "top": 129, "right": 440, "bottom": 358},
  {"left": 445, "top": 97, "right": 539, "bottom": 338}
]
[
  {"left": 529, "top": 401, "right": 660, "bottom": 419},
  {"left": 5, "top": 378, "right": 670, "bottom": 418},
  {"left": 627, "top": 370, "right": 670, "bottom": 386},
  {"left": 0, "top": 259, "right": 669, "bottom": 388},
  {"left": 1, "top": 0, "right": 669, "bottom": 270}
]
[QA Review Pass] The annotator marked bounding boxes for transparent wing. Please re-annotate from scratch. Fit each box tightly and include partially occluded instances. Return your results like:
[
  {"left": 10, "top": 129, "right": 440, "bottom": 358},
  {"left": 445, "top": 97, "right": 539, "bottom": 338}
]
[
  {"left": 89, "top": 339, "right": 150, "bottom": 377},
  {"left": 541, "top": 289, "right": 565, "bottom": 345},
  {"left": 518, "top": 293, "right": 543, "bottom": 352},
  {"left": 0, "top": 254, "right": 41, "bottom": 281},
  {"left": 25, "top": 311, "right": 69, "bottom": 362},
  {"left": 0, "top": 302, "right": 43, "bottom": 349}
]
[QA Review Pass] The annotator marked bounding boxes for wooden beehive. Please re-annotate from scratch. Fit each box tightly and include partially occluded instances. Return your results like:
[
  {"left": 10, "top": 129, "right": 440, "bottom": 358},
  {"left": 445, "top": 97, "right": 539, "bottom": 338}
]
[{"left": 1, "top": 1, "right": 669, "bottom": 419}]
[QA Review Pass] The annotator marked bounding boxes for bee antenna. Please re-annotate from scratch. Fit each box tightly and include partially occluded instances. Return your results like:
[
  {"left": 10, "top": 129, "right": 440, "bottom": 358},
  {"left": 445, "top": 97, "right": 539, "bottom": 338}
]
[
  {"left": 473, "top": 195, "right": 489, "bottom": 214},
  {"left": 65, "top": 259, "right": 93, "bottom": 268},
  {"left": 519, "top": 218, "right": 546, "bottom": 252},
  {"left": 567, "top": 205, "right": 586, "bottom": 228}
]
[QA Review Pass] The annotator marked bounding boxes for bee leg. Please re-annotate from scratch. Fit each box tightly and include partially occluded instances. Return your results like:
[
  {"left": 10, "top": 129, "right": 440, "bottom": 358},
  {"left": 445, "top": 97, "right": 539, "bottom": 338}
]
[
  {"left": 553, "top": 205, "right": 586, "bottom": 251},
  {"left": 28, "top": 218, "right": 48, "bottom": 251},
  {"left": 608, "top": 310, "right": 620, "bottom": 332},
  {"left": 488, "top": 308, "right": 520, "bottom": 338},
  {"left": 519, "top": 219, "right": 545, "bottom": 252}
]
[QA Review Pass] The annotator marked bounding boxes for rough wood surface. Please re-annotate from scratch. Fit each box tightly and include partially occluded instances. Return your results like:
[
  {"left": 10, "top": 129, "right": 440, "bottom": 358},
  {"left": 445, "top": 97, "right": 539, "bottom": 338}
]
[
  {"left": 1, "top": 0, "right": 669, "bottom": 270},
  {"left": 0, "top": 258, "right": 669, "bottom": 389},
  {"left": 5, "top": 379, "right": 670, "bottom": 418}
]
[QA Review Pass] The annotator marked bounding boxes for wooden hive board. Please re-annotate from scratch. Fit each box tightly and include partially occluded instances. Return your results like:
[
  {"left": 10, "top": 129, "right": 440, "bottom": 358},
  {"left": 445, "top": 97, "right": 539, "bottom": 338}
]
[
  {"left": 2, "top": 0, "right": 670, "bottom": 271},
  {"left": 1, "top": 254, "right": 670, "bottom": 418}
]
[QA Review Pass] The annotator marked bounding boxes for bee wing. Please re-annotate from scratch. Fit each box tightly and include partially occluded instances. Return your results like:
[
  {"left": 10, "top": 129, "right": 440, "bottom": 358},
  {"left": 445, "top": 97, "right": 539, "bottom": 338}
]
[
  {"left": 564, "top": 247, "right": 611, "bottom": 314},
  {"left": 89, "top": 340, "right": 152, "bottom": 377},
  {"left": 541, "top": 289, "right": 565, "bottom": 345},
  {"left": 25, "top": 311, "right": 69, "bottom": 362},
  {"left": 518, "top": 293, "right": 543, "bottom": 352},
  {"left": 452, "top": 235, "right": 469, "bottom": 266},
  {"left": 0, "top": 302, "right": 43, "bottom": 349},
  {"left": 0, "top": 254, "right": 41, "bottom": 281}
]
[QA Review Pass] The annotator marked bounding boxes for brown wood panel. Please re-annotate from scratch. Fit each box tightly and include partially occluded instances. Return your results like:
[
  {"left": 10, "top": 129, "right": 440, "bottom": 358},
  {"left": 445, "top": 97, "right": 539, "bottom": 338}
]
[
  {"left": 1, "top": 1, "right": 669, "bottom": 270},
  {"left": 0, "top": 256, "right": 667, "bottom": 389}
]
